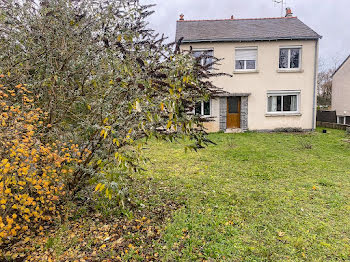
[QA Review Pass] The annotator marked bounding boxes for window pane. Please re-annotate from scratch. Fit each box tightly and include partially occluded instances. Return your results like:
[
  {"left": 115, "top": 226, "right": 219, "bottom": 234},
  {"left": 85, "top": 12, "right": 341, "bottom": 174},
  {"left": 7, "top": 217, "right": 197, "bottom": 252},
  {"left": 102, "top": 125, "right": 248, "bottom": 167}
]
[
  {"left": 268, "top": 96, "right": 274, "bottom": 112},
  {"left": 203, "top": 101, "right": 210, "bottom": 115},
  {"left": 290, "top": 49, "right": 300, "bottom": 68},
  {"left": 283, "top": 95, "right": 292, "bottom": 111},
  {"left": 268, "top": 96, "right": 281, "bottom": 112},
  {"left": 279, "top": 49, "right": 288, "bottom": 68},
  {"left": 290, "top": 95, "right": 298, "bottom": 111},
  {"left": 193, "top": 51, "right": 202, "bottom": 58},
  {"left": 195, "top": 102, "right": 201, "bottom": 115},
  {"left": 228, "top": 97, "right": 239, "bottom": 113},
  {"left": 346, "top": 116, "right": 350, "bottom": 125},
  {"left": 277, "top": 96, "right": 282, "bottom": 111},
  {"left": 246, "top": 60, "right": 256, "bottom": 69},
  {"left": 235, "top": 60, "right": 245, "bottom": 70},
  {"left": 204, "top": 56, "right": 213, "bottom": 67},
  {"left": 283, "top": 96, "right": 290, "bottom": 111}
]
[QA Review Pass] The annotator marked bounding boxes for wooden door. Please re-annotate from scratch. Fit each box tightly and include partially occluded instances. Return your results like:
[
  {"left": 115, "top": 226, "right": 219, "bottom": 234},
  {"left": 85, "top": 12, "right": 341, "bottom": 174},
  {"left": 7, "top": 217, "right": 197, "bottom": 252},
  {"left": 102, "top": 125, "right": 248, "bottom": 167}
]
[{"left": 227, "top": 97, "right": 241, "bottom": 128}]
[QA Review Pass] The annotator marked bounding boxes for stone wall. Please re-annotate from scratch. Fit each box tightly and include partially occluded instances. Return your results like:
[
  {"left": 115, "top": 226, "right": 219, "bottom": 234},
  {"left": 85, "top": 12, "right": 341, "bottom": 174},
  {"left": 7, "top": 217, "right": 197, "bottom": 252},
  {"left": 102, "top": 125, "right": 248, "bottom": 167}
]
[
  {"left": 240, "top": 96, "right": 248, "bottom": 131},
  {"left": 316, "top": 121, "right": 349, "bottom": 130},
  {"left": 219, "top": 97, "right": 227, "bottom": 131}
]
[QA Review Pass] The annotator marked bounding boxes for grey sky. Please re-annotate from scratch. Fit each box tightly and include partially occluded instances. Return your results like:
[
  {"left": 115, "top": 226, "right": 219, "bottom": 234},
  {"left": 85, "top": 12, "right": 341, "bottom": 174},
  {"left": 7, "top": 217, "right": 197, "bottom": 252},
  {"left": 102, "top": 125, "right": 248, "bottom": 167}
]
[{"left": 142, "top": 0, "right": 349, "bottom": 70}]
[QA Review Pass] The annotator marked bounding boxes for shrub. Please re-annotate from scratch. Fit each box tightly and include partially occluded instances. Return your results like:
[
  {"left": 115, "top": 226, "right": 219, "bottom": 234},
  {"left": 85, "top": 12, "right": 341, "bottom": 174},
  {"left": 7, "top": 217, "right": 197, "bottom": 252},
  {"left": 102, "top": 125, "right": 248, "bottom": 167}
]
[
  {"left": 0, "top": 76, "right": 87, "bottom": 244},
  {"left": 0, "top": 0, "right": 222, "bottom": 195}
]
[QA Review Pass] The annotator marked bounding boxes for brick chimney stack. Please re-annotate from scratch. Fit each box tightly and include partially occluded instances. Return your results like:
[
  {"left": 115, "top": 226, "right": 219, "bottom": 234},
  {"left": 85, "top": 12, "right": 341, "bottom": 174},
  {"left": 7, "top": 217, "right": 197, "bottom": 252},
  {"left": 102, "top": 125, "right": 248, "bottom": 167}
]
[
  {"left": 285, "top": 7, "right": 293, "bottom": 17},
  {"left": 179, "top": 14, "right": 184, "bottom": 21}
]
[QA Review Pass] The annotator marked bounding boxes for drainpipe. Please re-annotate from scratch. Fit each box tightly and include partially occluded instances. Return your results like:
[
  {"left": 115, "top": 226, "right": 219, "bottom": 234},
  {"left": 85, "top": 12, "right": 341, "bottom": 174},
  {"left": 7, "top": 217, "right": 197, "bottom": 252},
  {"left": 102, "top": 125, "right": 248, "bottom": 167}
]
[{"left": 312, "top": 39, "right": 319, "bottom": 131}]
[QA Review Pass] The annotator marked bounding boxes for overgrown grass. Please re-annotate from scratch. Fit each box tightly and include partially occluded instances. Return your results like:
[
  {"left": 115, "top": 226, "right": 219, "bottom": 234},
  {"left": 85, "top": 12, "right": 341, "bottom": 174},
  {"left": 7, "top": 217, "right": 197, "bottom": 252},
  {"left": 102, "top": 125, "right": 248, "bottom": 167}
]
[{"left": 140, "top": 128, "right": 350, "bottom": 261}]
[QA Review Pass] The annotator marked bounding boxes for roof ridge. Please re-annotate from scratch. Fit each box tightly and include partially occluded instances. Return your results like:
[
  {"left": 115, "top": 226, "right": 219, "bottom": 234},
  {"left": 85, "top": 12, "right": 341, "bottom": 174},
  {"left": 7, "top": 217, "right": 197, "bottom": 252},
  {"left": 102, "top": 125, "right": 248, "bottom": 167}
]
[{"left": 177, "top": 16, "right": 298, "bottom": 22}]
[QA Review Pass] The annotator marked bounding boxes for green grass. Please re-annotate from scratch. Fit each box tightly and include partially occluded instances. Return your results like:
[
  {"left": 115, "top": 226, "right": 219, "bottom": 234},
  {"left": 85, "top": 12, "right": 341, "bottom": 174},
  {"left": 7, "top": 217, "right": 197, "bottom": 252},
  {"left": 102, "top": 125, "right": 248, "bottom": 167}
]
[{"left": 140, "top": 128, "right": 350, "bottom": 261}]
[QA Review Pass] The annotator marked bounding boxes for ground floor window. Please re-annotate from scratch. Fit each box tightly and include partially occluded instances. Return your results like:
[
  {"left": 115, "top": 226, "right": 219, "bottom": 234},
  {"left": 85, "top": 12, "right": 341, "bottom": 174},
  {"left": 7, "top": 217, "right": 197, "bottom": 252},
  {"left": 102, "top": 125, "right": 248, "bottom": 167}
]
[
  {"left": 195, "top": 100, "right": 211, "bottom": 116},
  {"left": 337, "top": 116, "right": 349, "bottom": 125},
  {"left": 267, "top": 91, "right": 300, "bottom": 114}
]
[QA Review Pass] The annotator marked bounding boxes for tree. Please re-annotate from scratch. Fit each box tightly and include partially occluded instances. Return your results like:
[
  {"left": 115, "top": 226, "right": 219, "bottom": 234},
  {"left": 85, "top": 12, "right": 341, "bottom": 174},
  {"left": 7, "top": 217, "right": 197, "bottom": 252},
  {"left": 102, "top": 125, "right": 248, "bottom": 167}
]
[
  {"left": 0, "top": 0, "right": 221, "bottom": 196},
  {"left": 317, "top": 69, "right": 334, "bottom": 109}
]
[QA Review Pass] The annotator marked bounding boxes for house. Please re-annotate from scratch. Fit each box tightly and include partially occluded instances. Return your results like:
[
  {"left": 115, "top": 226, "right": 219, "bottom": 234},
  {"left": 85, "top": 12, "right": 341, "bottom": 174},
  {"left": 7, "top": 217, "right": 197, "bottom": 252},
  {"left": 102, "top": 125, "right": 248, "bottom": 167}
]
[
  {"left": 175, "top": 8, "right": 321, "bottom": 132},
  {"left": 332, "top": 55, "right": 350, "bottom": 125}
]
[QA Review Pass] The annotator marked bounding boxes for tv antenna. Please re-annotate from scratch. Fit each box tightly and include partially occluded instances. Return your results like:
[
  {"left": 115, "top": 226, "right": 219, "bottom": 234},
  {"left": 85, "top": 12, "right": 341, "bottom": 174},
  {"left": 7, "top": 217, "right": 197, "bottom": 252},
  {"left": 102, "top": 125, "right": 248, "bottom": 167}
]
[{"left": 273, "top": 0, "right": 287, "bottom": 17}]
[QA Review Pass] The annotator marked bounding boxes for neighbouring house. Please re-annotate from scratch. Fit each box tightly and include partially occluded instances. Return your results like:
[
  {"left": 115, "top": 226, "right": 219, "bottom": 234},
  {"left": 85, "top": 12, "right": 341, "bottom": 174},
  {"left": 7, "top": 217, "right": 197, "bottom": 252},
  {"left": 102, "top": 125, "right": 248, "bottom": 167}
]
[
  {"left": 175, "top": 8, "right": 321, "bottom": 132},
  {"left": 332, "top": 54, "right": 350, "bottom": 125}
]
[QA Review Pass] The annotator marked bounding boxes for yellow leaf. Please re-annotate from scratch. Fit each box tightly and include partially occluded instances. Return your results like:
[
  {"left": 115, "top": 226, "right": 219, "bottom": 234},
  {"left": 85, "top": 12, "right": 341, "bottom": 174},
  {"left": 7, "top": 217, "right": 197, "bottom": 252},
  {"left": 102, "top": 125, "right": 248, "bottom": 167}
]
[
  {"left": 99, "top": 184, "right": 105, "bottom": 192},
  {"left": 103, "top": 117, "right": 108, "bottom": 124},
  {"left": 113, "top": 138, "right": 120, "bottom": 146},
  {"left": 95, "top": 183, "right": 102, "bottom": 192},
  {"left": 166, "top": 120, "right": 172, "bottom": 129},
  {"left": 160, "top": 103, "right": 164, "bottom": 111},
  {"left": 7, "top": 72, "right": 10, "bottom": 77},
  {"left": 87, "top": 104, "right": 91, "bottom": 110},
  {"left": 117, "top": 35, "right": 122, "bottom": 42}
]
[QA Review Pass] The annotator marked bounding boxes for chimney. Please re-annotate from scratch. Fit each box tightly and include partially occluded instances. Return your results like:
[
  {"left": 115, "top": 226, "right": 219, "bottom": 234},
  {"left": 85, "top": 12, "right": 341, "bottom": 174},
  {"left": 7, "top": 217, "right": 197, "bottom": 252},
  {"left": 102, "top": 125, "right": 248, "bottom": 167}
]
[
  {"left": 179, "top": 14, "right": 184, "bottom": 21},
  {"left": 230, "top": 15, "right": 234, "bottom": 20},
  {"left": 285, "top": 7, "right": 293, "bottom": 17}
]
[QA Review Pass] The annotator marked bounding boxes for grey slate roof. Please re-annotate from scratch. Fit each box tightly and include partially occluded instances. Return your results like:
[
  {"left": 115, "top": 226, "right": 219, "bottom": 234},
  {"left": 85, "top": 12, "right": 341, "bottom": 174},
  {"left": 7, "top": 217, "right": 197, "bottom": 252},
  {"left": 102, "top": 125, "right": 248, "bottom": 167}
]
[{"left": 175, "top": 17, "right": 321, "bottom": 43}]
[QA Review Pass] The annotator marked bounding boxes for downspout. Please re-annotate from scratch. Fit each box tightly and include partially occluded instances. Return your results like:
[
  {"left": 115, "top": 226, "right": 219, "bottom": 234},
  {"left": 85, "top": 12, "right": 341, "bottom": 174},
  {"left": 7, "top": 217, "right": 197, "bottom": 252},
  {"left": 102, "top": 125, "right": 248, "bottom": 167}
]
[{"left": 312, "top": 39, "right": 319, "bottom": 131}]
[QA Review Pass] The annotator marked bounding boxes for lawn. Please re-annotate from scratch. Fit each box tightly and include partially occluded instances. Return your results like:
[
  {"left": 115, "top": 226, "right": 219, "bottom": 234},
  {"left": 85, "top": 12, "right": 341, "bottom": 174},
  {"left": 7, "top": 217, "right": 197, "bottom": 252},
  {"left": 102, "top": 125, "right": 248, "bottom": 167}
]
[
  {"left": 140, "top": 128, "right": 350, "bottom": 261},
  {"left": 12, "top": 128, "right": 350, "bottom": 261}
]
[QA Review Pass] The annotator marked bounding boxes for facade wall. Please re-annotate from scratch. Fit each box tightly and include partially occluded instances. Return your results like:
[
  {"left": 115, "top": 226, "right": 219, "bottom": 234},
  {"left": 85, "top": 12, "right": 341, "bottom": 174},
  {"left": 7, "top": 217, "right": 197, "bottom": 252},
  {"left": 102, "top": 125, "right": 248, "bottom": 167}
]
[
  {"left": 182, "top": 40, "right": 318, "bottom": 132},
  {"left": 332, "top": 57, "right": 350, "bottom": 118}
]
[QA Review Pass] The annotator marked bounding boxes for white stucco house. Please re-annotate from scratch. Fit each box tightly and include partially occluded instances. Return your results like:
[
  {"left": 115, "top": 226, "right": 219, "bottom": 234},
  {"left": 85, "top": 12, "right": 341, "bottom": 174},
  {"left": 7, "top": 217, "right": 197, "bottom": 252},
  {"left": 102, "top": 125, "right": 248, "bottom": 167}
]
[
  {"left": 332, "top": 55, "right": 350, "bottom": 125},
  {"left": 175, "top": 8, "right": 321, "bottom": 132}
]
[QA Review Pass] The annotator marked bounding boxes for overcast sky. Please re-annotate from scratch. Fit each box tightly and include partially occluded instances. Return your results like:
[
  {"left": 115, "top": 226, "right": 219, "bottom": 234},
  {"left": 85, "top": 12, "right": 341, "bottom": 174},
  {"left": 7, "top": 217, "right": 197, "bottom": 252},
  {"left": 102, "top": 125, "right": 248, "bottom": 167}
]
[{"left": 142, "top": 0, "right": 349, "bottom": 70}]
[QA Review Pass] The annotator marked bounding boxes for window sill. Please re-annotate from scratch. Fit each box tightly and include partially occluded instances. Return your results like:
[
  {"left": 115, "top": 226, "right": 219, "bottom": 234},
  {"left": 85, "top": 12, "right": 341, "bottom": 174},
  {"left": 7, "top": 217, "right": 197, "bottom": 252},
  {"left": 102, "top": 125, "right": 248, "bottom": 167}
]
[
  {"left": 277, "top": 69, "right": 304, "bottom": 73},
  {"left": 233, "top": 70, "right": 259, "bottom": 74},
  {"left": 265, "top": 113, "right": 302, "bottom": 117}
]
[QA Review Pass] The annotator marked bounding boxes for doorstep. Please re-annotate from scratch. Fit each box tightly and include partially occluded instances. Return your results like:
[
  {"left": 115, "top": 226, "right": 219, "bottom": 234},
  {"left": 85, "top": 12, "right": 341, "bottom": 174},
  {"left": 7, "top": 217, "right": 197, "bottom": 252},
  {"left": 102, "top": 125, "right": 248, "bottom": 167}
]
[{"left": 225, "top": 128, "right": 243, "bottom": 133}]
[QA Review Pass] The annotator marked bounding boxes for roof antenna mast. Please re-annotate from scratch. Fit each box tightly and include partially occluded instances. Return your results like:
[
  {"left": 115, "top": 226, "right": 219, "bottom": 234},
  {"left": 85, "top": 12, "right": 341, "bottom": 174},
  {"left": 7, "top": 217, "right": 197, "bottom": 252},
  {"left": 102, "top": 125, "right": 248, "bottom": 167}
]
[{"left": 273, "top": 0, "right": 286, "bottom": 17}]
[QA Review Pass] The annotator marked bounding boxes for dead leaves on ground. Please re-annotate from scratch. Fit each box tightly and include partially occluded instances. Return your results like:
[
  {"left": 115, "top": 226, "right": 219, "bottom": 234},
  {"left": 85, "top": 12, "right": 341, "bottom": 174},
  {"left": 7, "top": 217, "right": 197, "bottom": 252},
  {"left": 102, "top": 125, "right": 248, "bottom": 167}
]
[{"left": 6, "top": 214, "right": 162, "bottom": 261}]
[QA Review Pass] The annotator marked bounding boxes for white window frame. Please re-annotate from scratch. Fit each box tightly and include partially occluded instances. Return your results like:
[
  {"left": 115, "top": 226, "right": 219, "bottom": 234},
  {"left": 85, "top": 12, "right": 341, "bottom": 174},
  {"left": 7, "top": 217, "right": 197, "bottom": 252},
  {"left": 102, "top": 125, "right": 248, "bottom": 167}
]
[
  {"left": 266, "top": 90, "right": 301, "bottom": 115},
  {"left": 192, "top": 48, "right": 214, "bottom": 68},
  {"left": 279, "top": 46, "right": 302, "bottom": 70},
  {"left": 234, "top": 47, "right": 258, "bottom": 71},
  {"left": 195, "top": 99, "right": 211, "bottom": 117}
]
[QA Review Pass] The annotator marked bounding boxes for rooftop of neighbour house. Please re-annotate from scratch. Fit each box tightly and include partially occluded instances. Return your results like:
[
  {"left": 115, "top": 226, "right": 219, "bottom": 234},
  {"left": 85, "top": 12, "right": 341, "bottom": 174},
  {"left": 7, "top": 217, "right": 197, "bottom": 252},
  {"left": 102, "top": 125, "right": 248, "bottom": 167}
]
[
  {"left": 332, "top": 54, "right": 350, "bottom": 77},
  {"left": 175, "top": 8, "right": 321, "bottom": 43}
]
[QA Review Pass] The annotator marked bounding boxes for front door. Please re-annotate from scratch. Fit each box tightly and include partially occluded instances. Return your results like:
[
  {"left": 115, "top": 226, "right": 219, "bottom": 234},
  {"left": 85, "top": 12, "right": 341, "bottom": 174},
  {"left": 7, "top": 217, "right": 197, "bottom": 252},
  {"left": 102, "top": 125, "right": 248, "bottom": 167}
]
[{"left": 227, "top": 97, "right": 241, "bottom": 128}]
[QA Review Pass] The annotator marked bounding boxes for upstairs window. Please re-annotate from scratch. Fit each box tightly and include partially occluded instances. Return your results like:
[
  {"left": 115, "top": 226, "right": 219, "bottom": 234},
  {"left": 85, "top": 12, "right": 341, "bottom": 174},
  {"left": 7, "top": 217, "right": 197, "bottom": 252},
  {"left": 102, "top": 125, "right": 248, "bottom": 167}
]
[
  {"left": 195, "top": 100, "right": 211, "bottom": 116},
  {"left": 235, "top": 48, "right": 257, "bottom": 70},
  {"left": 267, "top": 91, "right": 300, "bottom": 114},
  {"left": 193, "top": 50, "right": 214, "bottom": 68},
  {"left": 279, "top": 47, "right": 301, "bottom": 69}
]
